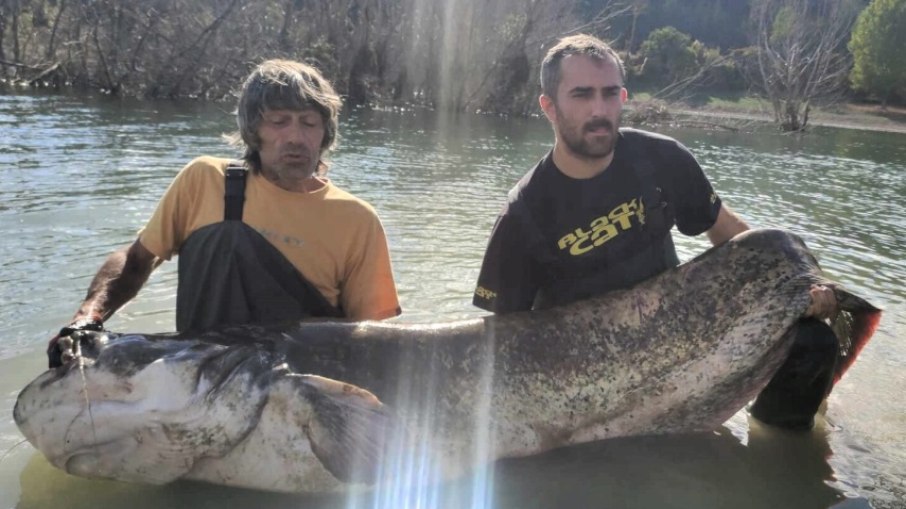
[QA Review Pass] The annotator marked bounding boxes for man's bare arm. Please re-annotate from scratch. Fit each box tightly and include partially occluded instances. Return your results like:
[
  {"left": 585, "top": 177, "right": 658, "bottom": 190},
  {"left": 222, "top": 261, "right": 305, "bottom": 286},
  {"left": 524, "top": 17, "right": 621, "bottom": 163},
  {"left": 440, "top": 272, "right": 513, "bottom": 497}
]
[
  {"left": 706, "top": 205, "right": 750, "bottom": 246},
  {"left": 70, "top": 239, "right": 162, "bottom": 325},
  {"left": 48, "top": 239, "right": 161, "bottom": 367}
]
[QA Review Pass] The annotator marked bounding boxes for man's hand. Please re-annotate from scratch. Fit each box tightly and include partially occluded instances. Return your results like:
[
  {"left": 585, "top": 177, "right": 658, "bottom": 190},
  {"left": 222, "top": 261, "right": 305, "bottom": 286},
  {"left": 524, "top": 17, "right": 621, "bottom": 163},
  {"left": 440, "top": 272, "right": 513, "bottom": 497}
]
[
  {"left": 47, "top": 317, "right": 104, "bottom": 369},
  {"left": 46, "top": 240, "right": 158, "bottom": 369},
  {"left": 805, "top": 284, "right": 837, "bottom": 320}
]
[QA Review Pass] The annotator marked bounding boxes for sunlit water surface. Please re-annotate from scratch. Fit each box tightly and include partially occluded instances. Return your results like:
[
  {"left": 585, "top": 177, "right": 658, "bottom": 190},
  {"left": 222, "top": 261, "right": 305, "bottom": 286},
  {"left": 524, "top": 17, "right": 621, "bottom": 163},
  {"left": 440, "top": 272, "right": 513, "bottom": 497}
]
[{"left": 1, "top": 92, "right": 904, "bottom": 509}]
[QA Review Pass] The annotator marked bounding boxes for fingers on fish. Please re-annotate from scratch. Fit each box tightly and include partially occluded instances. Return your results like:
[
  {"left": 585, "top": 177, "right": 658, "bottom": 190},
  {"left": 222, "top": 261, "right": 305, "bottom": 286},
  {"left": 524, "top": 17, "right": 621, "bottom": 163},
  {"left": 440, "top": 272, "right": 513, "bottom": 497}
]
[
  {"left": 53, "top": 330, "right": 105, "bottom": 369},
  {"left": 298, "top": 375, "right": 394, "bottom": 484}
]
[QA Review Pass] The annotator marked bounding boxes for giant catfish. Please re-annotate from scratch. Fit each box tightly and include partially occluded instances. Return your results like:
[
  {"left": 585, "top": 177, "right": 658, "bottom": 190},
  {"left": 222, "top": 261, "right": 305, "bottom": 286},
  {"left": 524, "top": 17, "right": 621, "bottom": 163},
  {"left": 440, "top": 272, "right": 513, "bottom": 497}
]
[{"left": 14, "top": 229, "right": 881, "bottom": 493}]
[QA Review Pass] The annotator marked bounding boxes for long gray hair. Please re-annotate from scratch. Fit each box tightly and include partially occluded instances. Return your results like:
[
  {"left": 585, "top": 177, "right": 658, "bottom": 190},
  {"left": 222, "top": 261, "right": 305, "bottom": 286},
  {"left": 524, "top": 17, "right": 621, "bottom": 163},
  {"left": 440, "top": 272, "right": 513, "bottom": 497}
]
[{"left": 228, "top": 59, "right": 342, "bottom": 174}]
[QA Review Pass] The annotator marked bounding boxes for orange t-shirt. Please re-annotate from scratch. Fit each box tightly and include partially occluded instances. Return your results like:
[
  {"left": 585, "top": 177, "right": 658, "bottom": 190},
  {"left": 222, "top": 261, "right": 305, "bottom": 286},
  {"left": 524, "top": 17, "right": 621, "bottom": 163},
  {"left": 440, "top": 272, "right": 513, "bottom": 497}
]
[{"left": 139, "top": 156, "right": 401, "bottom": 320}]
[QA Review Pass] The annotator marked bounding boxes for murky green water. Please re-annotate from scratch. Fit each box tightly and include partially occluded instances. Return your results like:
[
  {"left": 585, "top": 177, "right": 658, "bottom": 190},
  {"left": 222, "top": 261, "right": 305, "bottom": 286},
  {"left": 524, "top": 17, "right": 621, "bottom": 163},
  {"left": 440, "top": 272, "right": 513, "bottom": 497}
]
[{"left": 1, "top": 91, "right": 904, "bottom": 508}]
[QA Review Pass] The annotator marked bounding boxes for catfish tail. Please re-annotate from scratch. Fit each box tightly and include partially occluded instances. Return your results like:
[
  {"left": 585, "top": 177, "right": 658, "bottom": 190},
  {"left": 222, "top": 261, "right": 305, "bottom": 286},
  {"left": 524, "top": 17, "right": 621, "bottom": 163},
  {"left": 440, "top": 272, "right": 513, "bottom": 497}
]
[{"left": 831, "top": 288, "right": 882, "bottom": 385}]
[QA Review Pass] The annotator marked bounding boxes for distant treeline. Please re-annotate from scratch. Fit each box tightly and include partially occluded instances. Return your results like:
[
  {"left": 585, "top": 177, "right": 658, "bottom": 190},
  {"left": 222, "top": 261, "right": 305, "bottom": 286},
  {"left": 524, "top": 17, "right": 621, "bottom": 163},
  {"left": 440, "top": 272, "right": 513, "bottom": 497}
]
[
  {"left": 0, "top": 0, "right": 622, "bottom": 113},
  {"left": 1, "top": 0, "right": 901, "bottom": 115}
]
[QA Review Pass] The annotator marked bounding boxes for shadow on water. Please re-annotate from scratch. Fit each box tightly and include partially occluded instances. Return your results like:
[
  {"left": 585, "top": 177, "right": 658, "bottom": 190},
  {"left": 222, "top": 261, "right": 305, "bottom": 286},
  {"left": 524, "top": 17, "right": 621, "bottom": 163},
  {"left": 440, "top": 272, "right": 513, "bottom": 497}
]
[
  {"left": 15, "top": 419, "right": 862, "bottom": 509},
  {"left": 491, "top": 420, "right": 854, "bottom": 509}
]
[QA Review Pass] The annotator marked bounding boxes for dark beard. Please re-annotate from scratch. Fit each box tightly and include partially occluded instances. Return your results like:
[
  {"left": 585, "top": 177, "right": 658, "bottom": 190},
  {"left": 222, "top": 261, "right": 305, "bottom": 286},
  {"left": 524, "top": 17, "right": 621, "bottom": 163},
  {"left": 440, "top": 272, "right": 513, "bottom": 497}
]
[{"left": 561, "top": 119, "right": 618, "bottom": 160}]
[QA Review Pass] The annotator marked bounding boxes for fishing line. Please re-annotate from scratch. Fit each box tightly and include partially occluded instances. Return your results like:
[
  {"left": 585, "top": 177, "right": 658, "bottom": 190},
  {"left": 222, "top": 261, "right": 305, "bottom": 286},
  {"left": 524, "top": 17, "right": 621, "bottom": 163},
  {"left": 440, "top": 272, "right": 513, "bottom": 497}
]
[
  {"left": 0, "top": 439, "right": 29, "bottom": 464},
  {"left": 74, "top": 337, "right": 101, "bottom": 459}
]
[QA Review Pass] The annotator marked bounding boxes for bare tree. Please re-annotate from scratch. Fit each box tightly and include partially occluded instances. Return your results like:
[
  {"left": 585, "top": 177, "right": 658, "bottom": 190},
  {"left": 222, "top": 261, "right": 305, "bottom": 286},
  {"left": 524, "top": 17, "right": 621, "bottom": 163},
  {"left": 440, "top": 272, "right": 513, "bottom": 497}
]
[
  {"left": 748, "top": 0, "right": 860, "bottom": 131},
  {"left": 9, "top": 0, "right": 22, "bottom": 64},
  {"left": 0, "top": 1, "right": 7, "bottom": 74},
  {"left": 653, "top": 53, "right": 735, "bottom": 103},
  {"left": 45, "top": 0, "right": 67, "bottom": 60},
  {"left": 624, "top": 0, "right": 648, "bottom": 52}
]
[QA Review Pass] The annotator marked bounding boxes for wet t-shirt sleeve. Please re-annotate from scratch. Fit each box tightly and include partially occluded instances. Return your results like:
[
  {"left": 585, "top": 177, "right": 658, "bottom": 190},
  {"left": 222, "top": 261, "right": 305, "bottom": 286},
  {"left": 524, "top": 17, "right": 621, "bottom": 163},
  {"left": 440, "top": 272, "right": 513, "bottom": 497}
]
[
  {"left": 662, "top": 141, "right": 722, "bottom": 236},
  {"left": 339, "top": 214, "right": 401, "bottom": 321},
  {"left": 473, "top": 211, "right": 539, "bottom": 313}
]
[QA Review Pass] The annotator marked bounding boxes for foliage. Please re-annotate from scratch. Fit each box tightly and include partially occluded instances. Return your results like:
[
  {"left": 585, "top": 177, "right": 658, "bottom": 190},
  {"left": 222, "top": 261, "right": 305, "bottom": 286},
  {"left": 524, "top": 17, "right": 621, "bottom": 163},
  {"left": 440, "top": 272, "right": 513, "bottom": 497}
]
[
  {"left": 701, "top": 49, "right": 747, "bottom": 92},
  {"left": 602, "top": 0, "right": 753, "bottom": 51},
  {"left": 631, "top": 26, "right": 742, "bottom": 101},
  {"left": 638, "top": 27, "right": 697, "bottom": 85},
  {"left": 769, "top": 6, "right": 797, "bottom": 43},
  {"left": 848, "top": 0, "right": 906, "bottom": 104}
]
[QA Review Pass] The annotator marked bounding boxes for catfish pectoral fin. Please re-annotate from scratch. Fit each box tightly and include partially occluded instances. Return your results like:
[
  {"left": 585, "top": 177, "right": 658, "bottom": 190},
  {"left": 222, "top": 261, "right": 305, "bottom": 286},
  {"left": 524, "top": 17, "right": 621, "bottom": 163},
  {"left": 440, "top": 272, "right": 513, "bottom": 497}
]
[{"left": 298, "top": 375, "right": 394, "bottom": 484}]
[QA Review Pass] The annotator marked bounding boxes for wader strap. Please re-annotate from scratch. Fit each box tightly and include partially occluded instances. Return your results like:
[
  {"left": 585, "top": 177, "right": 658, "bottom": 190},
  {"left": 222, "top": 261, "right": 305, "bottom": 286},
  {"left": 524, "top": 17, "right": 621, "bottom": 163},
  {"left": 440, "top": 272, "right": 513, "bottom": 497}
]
[{"left": 224, "top": 161, "right": 247, "bottom": 221}]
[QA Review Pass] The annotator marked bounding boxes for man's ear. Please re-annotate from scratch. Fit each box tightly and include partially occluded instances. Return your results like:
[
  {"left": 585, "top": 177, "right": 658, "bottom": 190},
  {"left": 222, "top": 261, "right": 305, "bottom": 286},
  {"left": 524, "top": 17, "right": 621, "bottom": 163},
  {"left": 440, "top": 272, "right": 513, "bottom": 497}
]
[
  {"left": 539, "top": 94, "right": 556, "bottom": 122},
  {"left": 621, "top": 87, "right": 628, "bottom": 103}
]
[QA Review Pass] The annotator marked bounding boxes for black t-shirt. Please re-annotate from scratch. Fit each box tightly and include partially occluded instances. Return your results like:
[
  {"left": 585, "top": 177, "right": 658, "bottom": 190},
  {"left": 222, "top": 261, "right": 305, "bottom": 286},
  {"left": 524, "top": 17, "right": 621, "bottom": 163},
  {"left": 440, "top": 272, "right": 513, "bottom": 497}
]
[{"left": 473, "top": 128, "right": 722, "bottom": 313}]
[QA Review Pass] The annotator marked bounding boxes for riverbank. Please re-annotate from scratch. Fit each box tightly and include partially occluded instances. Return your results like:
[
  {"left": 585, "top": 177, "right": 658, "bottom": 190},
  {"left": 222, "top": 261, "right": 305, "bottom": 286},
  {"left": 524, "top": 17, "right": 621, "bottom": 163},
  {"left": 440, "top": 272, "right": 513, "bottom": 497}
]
[
  {"left": 4, "top": 82, "right": 906, "bottom": 135},
  {"left": 652, "top": 97, "right": 906, "bottom": 134}
]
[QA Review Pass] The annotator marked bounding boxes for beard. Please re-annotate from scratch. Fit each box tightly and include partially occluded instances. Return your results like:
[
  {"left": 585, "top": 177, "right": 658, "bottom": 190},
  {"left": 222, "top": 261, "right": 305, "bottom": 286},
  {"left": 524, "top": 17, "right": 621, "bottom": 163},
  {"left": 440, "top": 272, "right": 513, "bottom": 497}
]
[
  {"left": 275, "top": 160, "right": 317, "bottom": 179},
  {"left": 269, "top": 146, "right": 319, "bottom": 180},
  {"left": 556, "top": 114, "right": 620, "bottom": 161}
]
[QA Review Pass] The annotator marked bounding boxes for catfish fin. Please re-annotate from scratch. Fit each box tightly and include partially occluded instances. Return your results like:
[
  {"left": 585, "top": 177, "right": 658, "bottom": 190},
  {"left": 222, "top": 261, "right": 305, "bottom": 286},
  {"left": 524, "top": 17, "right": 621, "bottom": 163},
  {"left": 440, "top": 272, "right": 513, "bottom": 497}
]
[
  {"left": 831, "top": 287, "right": 883, "bottom": 384},
  {"left": 299, "top": 375, "right": 393, "bottom": 484}
]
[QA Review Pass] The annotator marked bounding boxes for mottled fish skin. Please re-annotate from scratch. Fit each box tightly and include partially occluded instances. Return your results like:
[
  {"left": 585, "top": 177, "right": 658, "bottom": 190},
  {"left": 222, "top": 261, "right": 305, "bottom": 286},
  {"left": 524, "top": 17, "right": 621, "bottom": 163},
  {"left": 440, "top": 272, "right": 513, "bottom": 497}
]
[{"left": 14, "top": 229, "right": 881, "bottom": 493}]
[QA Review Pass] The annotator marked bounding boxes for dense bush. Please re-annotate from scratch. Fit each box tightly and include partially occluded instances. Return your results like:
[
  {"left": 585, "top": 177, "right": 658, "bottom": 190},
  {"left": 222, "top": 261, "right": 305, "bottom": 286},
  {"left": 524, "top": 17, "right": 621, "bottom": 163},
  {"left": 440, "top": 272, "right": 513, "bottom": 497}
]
[
  {"left": 849, "top": 0, "right": 906, "bottom": 105},
  {"left": 638, "top": 27, "right": 698, "bottom": 86}
]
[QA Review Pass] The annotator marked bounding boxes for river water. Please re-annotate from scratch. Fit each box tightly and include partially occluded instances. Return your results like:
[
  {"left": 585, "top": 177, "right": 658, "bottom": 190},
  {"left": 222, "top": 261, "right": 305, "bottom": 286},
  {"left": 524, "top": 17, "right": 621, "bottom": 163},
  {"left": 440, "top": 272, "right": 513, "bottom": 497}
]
[{"left": 0, "top": 91, "right": 904, "bottom": 508}]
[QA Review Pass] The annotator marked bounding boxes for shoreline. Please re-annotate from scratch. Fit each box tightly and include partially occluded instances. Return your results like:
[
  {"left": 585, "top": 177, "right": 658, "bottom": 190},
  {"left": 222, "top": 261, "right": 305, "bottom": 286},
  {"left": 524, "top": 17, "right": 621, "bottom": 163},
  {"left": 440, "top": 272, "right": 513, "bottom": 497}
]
[
  {"left": 3, "top": 84, "right": 906, "bottom": 135},
  {"left": 668, "top": 104, "right": 906, "bottom": 135}
]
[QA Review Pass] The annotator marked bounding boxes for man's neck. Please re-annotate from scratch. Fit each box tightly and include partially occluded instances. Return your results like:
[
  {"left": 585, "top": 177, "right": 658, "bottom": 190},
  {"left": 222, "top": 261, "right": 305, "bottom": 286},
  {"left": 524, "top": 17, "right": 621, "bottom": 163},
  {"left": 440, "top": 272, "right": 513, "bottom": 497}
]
[
  {"left": 551, "top": 141, "right": 614, "bottom": 180},
  {"left": 261, "top": 169, "right": 326, "bottom": 193}
]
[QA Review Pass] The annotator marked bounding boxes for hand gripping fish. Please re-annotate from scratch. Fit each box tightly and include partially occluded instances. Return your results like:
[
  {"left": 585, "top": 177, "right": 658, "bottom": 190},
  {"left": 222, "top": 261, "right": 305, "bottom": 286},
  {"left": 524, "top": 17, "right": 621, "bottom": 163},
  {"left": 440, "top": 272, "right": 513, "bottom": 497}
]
[{"left": 14, "top": 229, "right": 881, "bottom": 493}]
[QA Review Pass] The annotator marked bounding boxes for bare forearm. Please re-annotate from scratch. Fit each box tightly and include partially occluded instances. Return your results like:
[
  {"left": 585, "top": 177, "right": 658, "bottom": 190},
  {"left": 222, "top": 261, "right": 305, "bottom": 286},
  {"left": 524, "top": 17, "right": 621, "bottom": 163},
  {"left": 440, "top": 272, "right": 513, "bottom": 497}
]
[
  {"left": 72, "top": 241, "right": 159, "bottom": 324},
  {"left": 707, "top": 205, "right": 750, "bottom": 246}
]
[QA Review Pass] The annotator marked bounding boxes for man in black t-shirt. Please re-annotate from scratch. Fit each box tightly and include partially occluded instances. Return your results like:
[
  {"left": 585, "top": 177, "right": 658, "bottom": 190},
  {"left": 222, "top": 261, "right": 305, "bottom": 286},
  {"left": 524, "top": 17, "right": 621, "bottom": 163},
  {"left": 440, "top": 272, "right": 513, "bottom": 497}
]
[
  {"left": 473, "top": 34, "right": 839, "bottom": 431},
  {"left": 473, "top": 34, "right": 753, "bottom": 312},
  {"left": 474, "top": 128, "right": 727, "bottom": 311}
]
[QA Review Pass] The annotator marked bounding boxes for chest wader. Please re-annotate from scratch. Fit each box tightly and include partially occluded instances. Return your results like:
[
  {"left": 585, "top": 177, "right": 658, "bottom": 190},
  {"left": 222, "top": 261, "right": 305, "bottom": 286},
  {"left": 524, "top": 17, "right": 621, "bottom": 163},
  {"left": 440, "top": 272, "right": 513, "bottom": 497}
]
[
  {"left": 175, "top": 162, "right": 342, "bottom": 332},
  {"left": 517, "top": 142, "right": 679, "bottom": 310}
]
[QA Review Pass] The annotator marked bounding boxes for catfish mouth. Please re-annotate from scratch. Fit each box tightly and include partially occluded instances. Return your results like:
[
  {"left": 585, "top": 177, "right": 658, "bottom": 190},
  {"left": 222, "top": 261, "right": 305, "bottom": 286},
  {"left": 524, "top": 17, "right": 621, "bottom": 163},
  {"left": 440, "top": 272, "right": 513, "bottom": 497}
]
[
  {"left": 14, "top": 374, "right": 138, "bottom": 476},
  {"left": 65, "top": 452, "right": 104, "bottom": 478},
  {"left": 62, "top": 438, "right": 136, "bottom": 478}
]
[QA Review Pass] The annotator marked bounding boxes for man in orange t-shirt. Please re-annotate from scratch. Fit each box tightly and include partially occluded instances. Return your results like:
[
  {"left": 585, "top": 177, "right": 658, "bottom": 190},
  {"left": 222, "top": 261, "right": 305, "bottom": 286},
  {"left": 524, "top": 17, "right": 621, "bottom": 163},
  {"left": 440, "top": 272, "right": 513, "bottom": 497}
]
[{"left": 48, "top": 60, "right": 400, "bottom": 367}]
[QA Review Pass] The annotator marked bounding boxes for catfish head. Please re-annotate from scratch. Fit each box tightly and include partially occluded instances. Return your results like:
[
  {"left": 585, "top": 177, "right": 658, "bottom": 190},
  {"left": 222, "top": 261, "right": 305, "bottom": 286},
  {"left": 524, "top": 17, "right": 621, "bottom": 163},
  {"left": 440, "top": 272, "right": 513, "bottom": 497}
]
[{"left": 15, "top": 331, "right": 394, "bottom": 490}]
